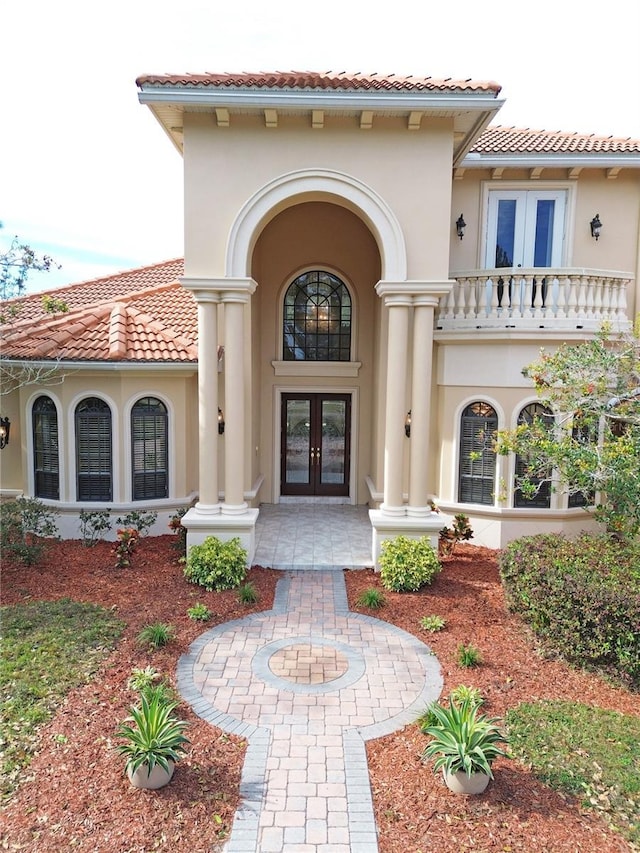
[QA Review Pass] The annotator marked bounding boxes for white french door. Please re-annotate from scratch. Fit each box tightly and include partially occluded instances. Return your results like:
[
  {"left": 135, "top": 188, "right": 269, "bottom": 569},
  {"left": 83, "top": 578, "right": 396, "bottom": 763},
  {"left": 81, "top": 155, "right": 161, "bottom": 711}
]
[{"left": 485, "top": 190, "right": 566, "bottom": 269}]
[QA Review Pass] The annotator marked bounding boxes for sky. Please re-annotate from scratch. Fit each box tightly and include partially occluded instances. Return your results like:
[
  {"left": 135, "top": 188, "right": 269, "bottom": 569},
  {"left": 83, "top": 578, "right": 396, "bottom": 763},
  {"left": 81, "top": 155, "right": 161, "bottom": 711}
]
[{"left": 2, "top": 0, "right": 639, "bottom": 295}]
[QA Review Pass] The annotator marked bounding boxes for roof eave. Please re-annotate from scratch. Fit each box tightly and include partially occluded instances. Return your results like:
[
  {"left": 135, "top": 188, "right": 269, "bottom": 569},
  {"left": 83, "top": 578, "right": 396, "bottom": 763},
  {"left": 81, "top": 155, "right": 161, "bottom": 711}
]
[
  {"left": 461, "top": 151, "right": 640, "bottom": 169},
  {"left": 137, "top": 85, "right": 503, "bottom": 113}
]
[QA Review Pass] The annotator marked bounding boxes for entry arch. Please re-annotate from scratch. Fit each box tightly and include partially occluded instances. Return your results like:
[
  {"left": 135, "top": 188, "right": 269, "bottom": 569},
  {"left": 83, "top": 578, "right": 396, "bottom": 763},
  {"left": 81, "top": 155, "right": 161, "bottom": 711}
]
[{"left": 226, "top": 168, "right": 407, "bottom": 281}]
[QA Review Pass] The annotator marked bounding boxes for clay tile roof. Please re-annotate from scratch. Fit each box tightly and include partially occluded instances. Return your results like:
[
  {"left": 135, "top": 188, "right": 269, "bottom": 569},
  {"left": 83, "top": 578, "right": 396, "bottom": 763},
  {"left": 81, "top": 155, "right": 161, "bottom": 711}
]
[
  {"left": 473, "top": 125, "right": 640, "bottom": 154},
  {"left": 1, "top": 258, "right": 199, "bottom": 363},
  {"left": 136, "top": 70, "right": 502, "bottom": 96}
]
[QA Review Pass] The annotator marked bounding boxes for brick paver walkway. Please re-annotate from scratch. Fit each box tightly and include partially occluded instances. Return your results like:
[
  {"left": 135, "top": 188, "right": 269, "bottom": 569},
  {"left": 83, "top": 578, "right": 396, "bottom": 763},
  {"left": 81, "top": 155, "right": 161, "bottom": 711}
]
[{"left": 177, "top": 570, "right": 442, "bottom": 852}]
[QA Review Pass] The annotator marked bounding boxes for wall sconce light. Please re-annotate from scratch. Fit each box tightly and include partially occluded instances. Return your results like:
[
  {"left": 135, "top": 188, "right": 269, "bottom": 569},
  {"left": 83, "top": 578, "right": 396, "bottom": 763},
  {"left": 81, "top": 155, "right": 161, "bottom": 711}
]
[
  {"left": 218, "top": 408, "right": 225, "bottom": 435},
  {"left": 404, "top": 410, "right": 412, "bottom": 438},
  {"left": 456, "top": 214, "right": 466, "bottom": 240},
  {"left": 0, "top": 416, "right": 10, "bottom": 450},
  {"left": 590, "top": 213, "right": 603, "bottom": 241}
]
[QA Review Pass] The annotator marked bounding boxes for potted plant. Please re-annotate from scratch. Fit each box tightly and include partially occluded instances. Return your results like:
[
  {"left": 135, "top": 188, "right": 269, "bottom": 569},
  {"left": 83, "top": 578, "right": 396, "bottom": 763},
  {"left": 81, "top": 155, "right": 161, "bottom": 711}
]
[
  {"left": 115, "top": 692, "right": 190, "bottom": 789},
  {"left": 421, "top": 695, "right": 509, "bottom": 794}
]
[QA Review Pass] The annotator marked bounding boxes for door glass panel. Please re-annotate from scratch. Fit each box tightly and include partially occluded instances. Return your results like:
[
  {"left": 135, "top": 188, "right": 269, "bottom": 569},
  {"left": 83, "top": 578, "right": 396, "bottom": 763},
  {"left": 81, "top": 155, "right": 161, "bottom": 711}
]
[
  {"left": 285, "top": 400, "right": 311, "bottom": 484},
  {"left": 533, "top": 200, "right": 555, "bottom": 267},
  {"left": 495, "top": 199, "right": 517, "bottom": 267},
  {"left": 320, "top": 399, "right": 346, "bottom": 485}
]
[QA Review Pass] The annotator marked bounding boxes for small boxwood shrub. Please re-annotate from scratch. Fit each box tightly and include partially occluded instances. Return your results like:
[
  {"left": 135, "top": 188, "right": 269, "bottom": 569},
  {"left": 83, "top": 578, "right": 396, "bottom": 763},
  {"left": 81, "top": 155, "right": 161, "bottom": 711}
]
[
  {"left": 184, "top": 536, "right": 247, "bottom": 591},
  {"left": 499, "top": 533, "right": 640, "bottom": 689},
  {"left": 379, "top": 535, "right": 441, "bottom": 592}
]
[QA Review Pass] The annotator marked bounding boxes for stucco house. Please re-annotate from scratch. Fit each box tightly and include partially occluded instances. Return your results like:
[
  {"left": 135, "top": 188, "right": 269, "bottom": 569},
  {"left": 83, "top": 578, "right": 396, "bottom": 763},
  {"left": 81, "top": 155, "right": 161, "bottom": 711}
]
[{"left": 1, "top": 71, "right": 639, "bottom": 563}]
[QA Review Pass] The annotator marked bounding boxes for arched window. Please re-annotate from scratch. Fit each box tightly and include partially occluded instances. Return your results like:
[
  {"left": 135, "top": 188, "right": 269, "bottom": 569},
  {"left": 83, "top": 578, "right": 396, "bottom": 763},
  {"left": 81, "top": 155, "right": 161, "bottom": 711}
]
[
  {"left": 32, "top": 396, "right": 59, "bottom": 499},
  {"left": 458, "top": 402, "right": 498, "bottom": 505},
  {"left": 131, "top": 397, "right": 168, "bottom": 500},
  {"left": 75, "top": 397, "right": 112, "bottom": 501},
  {"left": 283, "top": 270, "right": 351, "bottom": 361},
  {"left": 514, "top": 402, "right": 553, "bottom": 508}
]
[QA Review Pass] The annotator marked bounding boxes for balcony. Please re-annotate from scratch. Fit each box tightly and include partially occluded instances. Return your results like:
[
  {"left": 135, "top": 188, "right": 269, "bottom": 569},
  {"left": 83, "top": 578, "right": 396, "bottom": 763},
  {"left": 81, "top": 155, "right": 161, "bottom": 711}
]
[{"left": 436, "top": 269, "right": 632, "bottom": 333}]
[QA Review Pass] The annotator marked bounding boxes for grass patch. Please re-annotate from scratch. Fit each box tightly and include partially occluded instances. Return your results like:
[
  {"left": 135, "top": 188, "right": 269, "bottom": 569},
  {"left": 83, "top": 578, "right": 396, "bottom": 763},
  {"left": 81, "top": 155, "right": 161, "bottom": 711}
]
[
  {"left": 506, "top": 700, "right": 640, "bottom": 847},
  {"left": 0, "top": 598, "right": 125, "bottom": 800}
]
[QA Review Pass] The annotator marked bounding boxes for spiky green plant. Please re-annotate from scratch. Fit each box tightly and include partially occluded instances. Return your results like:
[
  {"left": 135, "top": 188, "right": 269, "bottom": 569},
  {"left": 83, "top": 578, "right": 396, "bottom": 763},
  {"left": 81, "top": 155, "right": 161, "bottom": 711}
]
[
  {"left": 237, "top": 582, "right": 259, "bottom": 604},
  {"left": 357, "top": 587, "right": 386, "bottom": 609},
  {"left": 115, "top": 693, "right": 190, "bottom": 776},
  {"left": 137, "top": 622, "right": 175, "bottom": 649},
  {"left": 422, "top": 697, "right": 509, "bottom": 779}
]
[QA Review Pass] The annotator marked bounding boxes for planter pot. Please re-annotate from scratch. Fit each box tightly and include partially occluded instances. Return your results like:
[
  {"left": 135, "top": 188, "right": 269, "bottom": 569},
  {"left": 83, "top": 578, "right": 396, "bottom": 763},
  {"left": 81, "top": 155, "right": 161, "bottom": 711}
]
[
  {"left": 127, "top": 760, "right": 175, "bottom": 790},
  {"left": 443, "top": 768, "right": 491, "bottom": 795}
]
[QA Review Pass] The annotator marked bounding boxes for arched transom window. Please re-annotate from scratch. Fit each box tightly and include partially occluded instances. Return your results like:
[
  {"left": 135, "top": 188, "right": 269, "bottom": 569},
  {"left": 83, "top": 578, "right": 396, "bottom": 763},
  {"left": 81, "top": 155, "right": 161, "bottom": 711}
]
[
  {"left": 514, "top": 402, "right": 553, "bottom": 508},
  {"left": 131, "top": 397, "right": 168, "bottom": 500},
  {"left": 33, "top": 395, "right": 59, "bottom": 500},
  {"left": 458, "top": 402, "right": 498, "bottom": 505},
  {"left": 75, "top": 397, "right": 112, "bottom": 502},
  {"left": 283, "top": 270, "right": 352, "bottom": 361}
]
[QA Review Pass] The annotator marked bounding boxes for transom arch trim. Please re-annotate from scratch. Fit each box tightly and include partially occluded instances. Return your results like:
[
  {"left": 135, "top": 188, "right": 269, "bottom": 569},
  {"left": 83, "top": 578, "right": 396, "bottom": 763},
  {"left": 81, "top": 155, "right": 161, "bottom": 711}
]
[{"left": 227, "top": 168, "right": 407, "bottom": 281}]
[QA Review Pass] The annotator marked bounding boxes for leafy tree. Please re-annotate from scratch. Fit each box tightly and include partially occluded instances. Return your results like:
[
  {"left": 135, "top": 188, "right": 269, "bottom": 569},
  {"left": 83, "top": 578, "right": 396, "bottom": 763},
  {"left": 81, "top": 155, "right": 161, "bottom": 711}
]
[
  {"left": 497, "top": 323, "right": 640, "bottom": 540},
  {"left": 1, "top": 226, "right": 59, "bottom": 310}
]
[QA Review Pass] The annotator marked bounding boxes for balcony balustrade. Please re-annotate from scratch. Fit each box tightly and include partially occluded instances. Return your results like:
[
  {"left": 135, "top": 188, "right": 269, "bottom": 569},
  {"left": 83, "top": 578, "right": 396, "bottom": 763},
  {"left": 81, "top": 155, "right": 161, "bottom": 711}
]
[{"left": 437, "top": 269, "right": 632, "bottom": 332}]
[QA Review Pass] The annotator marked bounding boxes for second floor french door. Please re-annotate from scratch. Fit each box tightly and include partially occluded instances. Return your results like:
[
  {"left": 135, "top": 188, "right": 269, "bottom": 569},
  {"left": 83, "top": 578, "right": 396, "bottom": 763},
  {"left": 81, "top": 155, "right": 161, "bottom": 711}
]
[
  {"left": 281, "top": 393, "right": 351, "bottom": 496},
  {"left": 485, "top": 189, "right": 566, "bottom": 269}
]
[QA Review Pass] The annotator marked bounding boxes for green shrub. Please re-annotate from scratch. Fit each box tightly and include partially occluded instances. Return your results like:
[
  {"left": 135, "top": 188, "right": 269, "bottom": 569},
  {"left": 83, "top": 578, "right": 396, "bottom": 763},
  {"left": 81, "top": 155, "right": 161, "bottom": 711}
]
[
  {"left": 78, "top": 508, "right": 112, "bottom": 546},
  {"left": 499, "top": 533, "right": 640, "bottom": 688},
  {"left": 0, "top": 496, "right": 59, "bottom": 564},
  {"left": 115, "top": 510, "right": 157, "bottom": 537},
  {"left": 379, "top": 535, "right": 441, "bottom": 592},
  {"left": 137, "top": 622, "right": 175, "bottom": 649},
  {"left": 184, "top": 536, "right": 247, "bottom": 591},
  {"left": 419, "top": 614, "right": 446, "bottom": 632},
  {"left": 237, "top": 582, "right": 259, "bottom": 604},
  {"left": 187, "top": 602, "right": 212, "bottom": 621},
  {"left": 357, "top": 587, "right": 386, "bottom": 609}
]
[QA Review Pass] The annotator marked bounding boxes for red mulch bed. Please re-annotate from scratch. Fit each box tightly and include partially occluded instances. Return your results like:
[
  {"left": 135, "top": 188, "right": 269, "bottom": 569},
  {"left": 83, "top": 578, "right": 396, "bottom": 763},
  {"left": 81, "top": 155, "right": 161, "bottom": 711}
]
[{"left": 1, "top": 539, "right": 637, "bottom": 852}]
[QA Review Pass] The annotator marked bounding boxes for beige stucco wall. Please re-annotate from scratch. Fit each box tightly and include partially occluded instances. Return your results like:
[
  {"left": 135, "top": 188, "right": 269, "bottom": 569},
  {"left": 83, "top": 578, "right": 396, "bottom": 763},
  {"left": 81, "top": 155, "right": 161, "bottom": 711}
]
[{"left": 183, "top": 113, "right": 454, "bottom": 282}]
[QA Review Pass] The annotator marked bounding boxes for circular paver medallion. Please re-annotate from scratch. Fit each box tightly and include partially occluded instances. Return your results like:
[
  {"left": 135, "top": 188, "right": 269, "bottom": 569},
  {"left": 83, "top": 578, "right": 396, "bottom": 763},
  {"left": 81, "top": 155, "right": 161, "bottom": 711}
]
[{"left": 268, "top": 642, "right": 349, "bottom": 684}]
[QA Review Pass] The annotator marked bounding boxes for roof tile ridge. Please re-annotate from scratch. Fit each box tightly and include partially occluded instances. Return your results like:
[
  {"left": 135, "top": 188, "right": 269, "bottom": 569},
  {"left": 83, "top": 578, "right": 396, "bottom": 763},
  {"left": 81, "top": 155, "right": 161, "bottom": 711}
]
[
  {"left": 126, "top": 306, "right": 198, "bottom": 354},
  {"left": 108, "top": 302, "right": 129, "bottom": 359}
]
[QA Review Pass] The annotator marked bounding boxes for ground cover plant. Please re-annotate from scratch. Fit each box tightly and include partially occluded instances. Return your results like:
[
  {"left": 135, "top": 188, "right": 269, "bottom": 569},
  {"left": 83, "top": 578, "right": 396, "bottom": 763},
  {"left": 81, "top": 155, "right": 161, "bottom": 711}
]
[
  {"left": 0, "top": 598, "right": 125, "bottom": 799},
  {"left": 1, "top": 538, "right": 638, "bottom": 852}
]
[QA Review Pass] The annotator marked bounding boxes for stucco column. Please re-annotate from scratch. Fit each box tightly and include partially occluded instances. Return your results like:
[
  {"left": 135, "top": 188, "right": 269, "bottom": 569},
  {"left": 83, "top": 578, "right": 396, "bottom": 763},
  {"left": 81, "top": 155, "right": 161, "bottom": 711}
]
[
  {"left": 194, "top": 295, "right": 221, "bottom": 512},
  {"left": 379, "top": 290, "right": 412, "bottom": 515},
  {"left": 408, "top": 296, "right": 437, "bottom": 515},
  {"left": 221, "top": 288, "right": 251, "bottom": 514}
]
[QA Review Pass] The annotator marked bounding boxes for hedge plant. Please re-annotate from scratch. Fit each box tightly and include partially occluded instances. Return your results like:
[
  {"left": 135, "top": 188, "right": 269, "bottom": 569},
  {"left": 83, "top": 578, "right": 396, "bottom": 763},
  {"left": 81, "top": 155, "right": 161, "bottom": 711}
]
[
  {"left": 499, "top": 533, "right": 640, "bottom": 689},
  {"left": 379, "top": 535, "right": 441, "bottom": 592},
  {"left": 183, "top": 535, "right": 247, "bottom": 591}
]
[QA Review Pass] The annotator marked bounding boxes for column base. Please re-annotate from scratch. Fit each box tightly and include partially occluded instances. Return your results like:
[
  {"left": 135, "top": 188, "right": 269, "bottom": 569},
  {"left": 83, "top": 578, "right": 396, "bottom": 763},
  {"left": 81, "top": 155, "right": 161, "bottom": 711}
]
[
  {"left": 369, "top": 509, "right": 442, "bottom": 571},
  {"left": 182, "top": 507, "right": 259, "bottom": 565}
]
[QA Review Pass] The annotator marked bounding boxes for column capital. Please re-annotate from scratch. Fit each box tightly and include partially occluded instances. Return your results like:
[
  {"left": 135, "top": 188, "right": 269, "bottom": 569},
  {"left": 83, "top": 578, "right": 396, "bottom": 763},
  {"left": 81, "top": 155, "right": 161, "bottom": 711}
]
[
  {"left": 375, "top": 279, "right": 454, "bottom": 305},
  {"left": 180, "top": 276, "right": 257, "bottom": 303}
]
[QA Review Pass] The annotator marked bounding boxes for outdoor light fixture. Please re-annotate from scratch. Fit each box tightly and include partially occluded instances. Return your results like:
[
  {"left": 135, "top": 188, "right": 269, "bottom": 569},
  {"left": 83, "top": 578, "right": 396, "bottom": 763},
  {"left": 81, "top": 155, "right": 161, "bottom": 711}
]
[
  {"left": 456, "top": 214, "right": 466, "bottom": 240},
  {"left": 405, "top": 410, "right": 412, "bottom": 438},
  {"left": 218, "top": 408, "right": 225, "bottom": 435},
  {"left": 0, "top": 417, "right": 10, "bottom": 450},
  {"left": 590, "top": 214, "right": 603, "bottom": 240}
]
